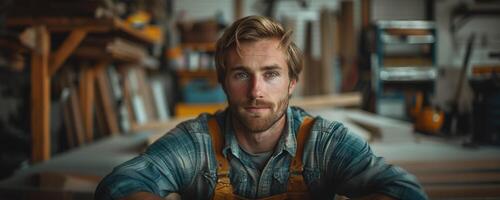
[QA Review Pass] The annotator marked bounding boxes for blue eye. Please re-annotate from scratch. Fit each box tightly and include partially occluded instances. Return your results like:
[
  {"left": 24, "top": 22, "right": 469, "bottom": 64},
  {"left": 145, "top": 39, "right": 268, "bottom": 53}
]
[
  {"left": 234, "top": 72, "right": 249, "bottom": 80},
  {"left": 264, "top": 71, "right": 280, "bottom": 79}
]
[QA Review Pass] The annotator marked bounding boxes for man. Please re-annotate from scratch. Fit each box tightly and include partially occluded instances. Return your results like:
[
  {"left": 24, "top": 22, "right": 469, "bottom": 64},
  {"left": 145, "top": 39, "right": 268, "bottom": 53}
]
[{"left": 95, "top": 15, "right": 427, "bottom": 200}]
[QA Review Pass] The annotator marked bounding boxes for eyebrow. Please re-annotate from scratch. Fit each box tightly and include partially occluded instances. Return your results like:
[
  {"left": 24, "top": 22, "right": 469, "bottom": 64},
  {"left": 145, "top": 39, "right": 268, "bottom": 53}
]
[{"left": 229, "top": 64, "right": 283, "bottom": 72}]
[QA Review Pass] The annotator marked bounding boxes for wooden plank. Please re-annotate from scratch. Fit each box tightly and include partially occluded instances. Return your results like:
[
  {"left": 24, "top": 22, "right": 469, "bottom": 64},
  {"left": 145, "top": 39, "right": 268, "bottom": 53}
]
[
  {"left": 320, "top": 9, "right": 335, "bottom": 94},
  {"left": 74, "top": 38, "right": 149, "bottom": 64},
  {"left": 417, "top": 171, "right": 500, "bottom": 185},
  {"left": 176, "top": 70, "right": 218, "bottom": 86},
  {"left": 49, "top": 29, "right": 87, "bottom": 76},
  {"left": 6, "top": 17, "right": 158, "bottom": 45},
  {"left": 143, "top": 117, "right": 193, "bottom": 145},
  {"left": 174, "top": 103, "right": 227, "bottom": 118},
  {"left": 93, "top": 88, "right": 108, "bottom": 138},
  {"left": 136, "top": 68, "right": 157, "bottom": 122},
  {"left": 361, "top": 0, "right": 371, "bottom": 30},
  {"left": 339, "top": 1, "right": 358, "bottom": 92},
  {"left": 37, "top": 172, "right": 102, "bottom": 191},
  {"left": 69, "top": 87, "right": 85, "bottom": 146},
  {"left": 289, "top": 92, "right": 362, "bottom": 109},
  {"left": 62, "top": 93, "right": 75, "bottom": 148},
  {"left": 346, "top": 117, "right": 382, "bottom": 140},
  {"left": 31, "top": 25, "right": 51, "bottom": 162},
  {"left": 394, "top": 160, "right": 500, "bottom": 174},
  {"left": 116, "top": 66, "right": 132, "bottom": 125},
  {"left": 180, "top": 42, "right": 216, "bottom": 51},
  {"left": 425, "top": 184, "right": 500, "bottom": 199},
  {"left": 384, "top": 28, "right": 431, "bottom": 36},
  {"left": 79, "top": 66, "right": 96, "bottom": 143},
  {"left": 234, "top": 0, "right": 243, "bottom": 20},
  {"left": 95, "top": 60, "right": 120, "bottom": 135}
]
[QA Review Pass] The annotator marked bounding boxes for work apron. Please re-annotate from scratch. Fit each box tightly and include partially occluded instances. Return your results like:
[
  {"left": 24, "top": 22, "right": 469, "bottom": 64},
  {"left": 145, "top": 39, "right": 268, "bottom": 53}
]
[{"left": 207, "top": 116, "right": 315, "bottom": 200}]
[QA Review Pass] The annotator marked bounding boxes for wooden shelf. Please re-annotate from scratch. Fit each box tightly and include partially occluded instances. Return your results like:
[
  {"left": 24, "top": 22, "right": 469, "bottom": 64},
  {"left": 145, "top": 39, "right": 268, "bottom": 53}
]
[
  {"left": 6, "top": 17, "right": 161, "bottom": 45},
  {"left": 176, "top": 69, "right": 218, "bottom": 86},
  {"left": 181, "top": 42, "right": 216, "bottom": 51},
  {"left": 175, "top": 102, "right": 226, "bottom": 118},
  {"left": 177, "top": 69, "right": 216, "bottom": 77},
  {"left": 4, "top": 17, "right": 159, "bottom": 162}
]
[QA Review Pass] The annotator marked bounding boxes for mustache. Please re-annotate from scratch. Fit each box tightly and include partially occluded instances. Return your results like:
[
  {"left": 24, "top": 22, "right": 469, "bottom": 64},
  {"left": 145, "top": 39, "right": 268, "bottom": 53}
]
[{"left": 245, "top": 99, "right": 273, "bottom": 107}]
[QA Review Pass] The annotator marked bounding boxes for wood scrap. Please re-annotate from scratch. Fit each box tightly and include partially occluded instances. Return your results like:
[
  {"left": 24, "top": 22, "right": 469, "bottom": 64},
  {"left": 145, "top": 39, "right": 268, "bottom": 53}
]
[
  {"left": 69, "top": 87, "right": 85, "bottom": 146},
  {"left": 290, "top": 92, "right": 362, "bottom": 109},
  {"left": 95, "top": 60, "right": 120, "bottom": 135},
  {"left": 79, "top": 66, "right": 96, "bottom": 143},
  {"left": 31, "top": 25, "right": 51, "bottom": 162},
  {"left": 135, "top": 68, "right": 157, "bottom": 123},
  {"left": 36, "top": 172, "right": 101, "bottom": 191},
  {"left": 320, "top": 9, "right": 335, "bottom": 94}
]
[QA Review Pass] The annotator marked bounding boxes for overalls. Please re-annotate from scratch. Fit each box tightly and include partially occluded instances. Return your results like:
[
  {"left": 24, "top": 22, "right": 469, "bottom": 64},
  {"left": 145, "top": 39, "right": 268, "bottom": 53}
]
[{"left": 207, "top": 117, "right": 315, "bottom": 200}]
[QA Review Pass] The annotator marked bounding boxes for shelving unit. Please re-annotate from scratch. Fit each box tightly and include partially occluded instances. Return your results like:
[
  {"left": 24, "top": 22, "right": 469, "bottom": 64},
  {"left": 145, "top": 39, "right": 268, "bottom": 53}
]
[
  {"left": 172, "top": 42, "right": 225, "bottom": 117},
  {"left": 5, "top": 16, "right": 161, "bottom": 162},
  {"left": 450, "top": 3, "right": 500, "bottom": 32},
  {"left": 373, "top": 20, "right": 437, "bottom": 119}
]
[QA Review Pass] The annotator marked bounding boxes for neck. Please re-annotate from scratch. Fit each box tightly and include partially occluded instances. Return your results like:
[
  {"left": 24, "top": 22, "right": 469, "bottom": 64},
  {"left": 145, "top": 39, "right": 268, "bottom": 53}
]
[{"left": 232, "top": 114, "right": 287, "bottom": 154}]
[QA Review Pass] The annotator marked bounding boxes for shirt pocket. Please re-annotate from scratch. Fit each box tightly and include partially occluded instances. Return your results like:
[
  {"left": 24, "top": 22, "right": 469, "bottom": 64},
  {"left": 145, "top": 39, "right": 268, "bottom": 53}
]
[
  {"left": 203, "top": 169, "right": 217, "bottom": 188},
  {"left": 228, "top": 168, "right": 248, "bottom": 193},
  {"left": 303, "top": 167, "right": 321, "bottom": 188},
  {"left": 271, "top": 168, "right": 289, "bottom": 193},
  {"left": 183, "top": 169, "right": 217, "bottom": 199}
]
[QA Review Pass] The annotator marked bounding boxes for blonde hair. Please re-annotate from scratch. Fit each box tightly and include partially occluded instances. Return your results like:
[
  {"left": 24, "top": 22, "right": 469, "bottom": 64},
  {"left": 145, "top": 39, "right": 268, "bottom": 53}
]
[{"left": 215, "top": 15, "right": 303, "bottom": 85}]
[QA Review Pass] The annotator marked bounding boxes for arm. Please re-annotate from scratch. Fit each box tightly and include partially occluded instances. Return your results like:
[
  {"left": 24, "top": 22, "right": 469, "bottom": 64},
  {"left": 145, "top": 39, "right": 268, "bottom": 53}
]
[
  {"left": 95, "top": 127, "right": 197, "bottom": 200},
  {"left": 321, "top": 123, "right": 427, "bottom": 200}
]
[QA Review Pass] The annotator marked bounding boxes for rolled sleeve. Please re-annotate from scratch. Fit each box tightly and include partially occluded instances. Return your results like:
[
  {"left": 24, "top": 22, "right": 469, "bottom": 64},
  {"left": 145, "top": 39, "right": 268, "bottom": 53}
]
[
  {"left": 95, "top": 126, "right": 198, "bottom": 200},
  {"left": 325, "top": 125, "right": 427, "bottom": 200}
]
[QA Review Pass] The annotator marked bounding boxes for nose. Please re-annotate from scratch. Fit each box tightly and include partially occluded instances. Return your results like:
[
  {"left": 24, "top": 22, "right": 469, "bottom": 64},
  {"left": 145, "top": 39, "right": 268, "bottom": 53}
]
[{"left": 249, "top": 75, "right": 263, "bottom": 99}]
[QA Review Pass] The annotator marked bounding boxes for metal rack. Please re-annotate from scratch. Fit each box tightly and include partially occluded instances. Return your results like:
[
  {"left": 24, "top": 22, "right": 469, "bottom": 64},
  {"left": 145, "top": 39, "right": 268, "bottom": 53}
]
[{"left": 373, "top": 20, "right": 437, "bottom": 119}]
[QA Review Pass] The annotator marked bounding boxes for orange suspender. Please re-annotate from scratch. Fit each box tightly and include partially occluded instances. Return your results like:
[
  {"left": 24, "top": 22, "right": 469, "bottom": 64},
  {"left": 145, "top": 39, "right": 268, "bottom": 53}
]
[
  {"left": 286, "top": 116, "right": 314, "bottom": 197},
  {"left": 208, "top": 116, "right": 315, "bottom": 200}
]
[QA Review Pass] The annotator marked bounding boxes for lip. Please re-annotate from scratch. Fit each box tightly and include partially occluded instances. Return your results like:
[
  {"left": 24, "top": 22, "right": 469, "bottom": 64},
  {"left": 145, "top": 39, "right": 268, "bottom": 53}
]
[{"left": 244, "top": 106, "right": 269, "bottom": 112}]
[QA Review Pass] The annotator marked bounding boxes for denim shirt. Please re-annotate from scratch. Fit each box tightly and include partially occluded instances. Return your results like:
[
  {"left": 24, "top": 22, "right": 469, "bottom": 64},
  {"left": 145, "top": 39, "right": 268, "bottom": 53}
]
[{"left": 95, "top": 107, "right": 427, "bottom": 200}]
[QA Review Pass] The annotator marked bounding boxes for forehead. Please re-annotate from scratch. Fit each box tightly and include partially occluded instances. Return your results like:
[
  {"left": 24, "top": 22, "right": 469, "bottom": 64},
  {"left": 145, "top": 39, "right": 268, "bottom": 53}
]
[{"left": 226, "top": 39, "right": 287, "bottom": 69}]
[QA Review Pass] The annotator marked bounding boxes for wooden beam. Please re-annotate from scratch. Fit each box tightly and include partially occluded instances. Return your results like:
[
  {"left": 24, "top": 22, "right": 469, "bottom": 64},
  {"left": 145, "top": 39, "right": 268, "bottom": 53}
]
[
  {"left": 49, "top": 29, "right": 87, "bottom": 76},
  {"left": 6, "top": 17, "right": 158, "bottom": 45},
  {"left": 79, "top": 66, "right": 96, "bottom": 143},
  {"left": 234, "top": 0, "right": 243, "bottom": 20},
  {"left": 425, "top": 184, "right": 500, "bottom": 198},
  {"left": 95, "top": 60, "right": 120, "bottom": 135},
  {"left": 290, "top": 92, "right": 362, "bottom": 109},
  {"left": 31, "top": 25, "right": 51, "bottom": 162},
  {"left": 394, "top": 160, "right": 500, "bottom": 173},
  {"left": 361, "top": 0, "right": 371, "bottom": 30},
  {"left": 69, "top": 87, "right": 85, "bottom": 146}
]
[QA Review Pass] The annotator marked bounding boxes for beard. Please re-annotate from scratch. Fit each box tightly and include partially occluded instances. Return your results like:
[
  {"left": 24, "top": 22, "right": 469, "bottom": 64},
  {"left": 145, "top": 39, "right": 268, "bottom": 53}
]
[{"left": 228, "top": 94, "right": 289, "bottom": 133}]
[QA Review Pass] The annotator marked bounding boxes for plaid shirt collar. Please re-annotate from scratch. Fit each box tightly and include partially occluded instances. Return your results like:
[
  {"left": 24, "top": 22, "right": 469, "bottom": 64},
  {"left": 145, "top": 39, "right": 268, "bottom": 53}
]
[{"left": 221, "top": 107, "right": 297, "bottom": 159}]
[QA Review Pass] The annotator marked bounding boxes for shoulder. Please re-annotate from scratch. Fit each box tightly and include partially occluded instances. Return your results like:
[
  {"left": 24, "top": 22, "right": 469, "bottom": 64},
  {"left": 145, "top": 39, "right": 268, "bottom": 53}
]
[
  {"left": 146, "top": 113, "right": 215, "bottom": 156},
  {"left": 290, "top": 106, "right": 348, "bottom": 139},
  {"left": 296, "top": 109, "right": 367, "bottom": 153}
]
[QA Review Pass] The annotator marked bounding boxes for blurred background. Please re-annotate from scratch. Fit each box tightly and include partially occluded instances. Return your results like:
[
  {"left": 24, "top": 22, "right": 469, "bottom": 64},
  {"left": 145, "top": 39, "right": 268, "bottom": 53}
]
[{"left": 0, "top": 0, "right": 500, "bottom": 199}]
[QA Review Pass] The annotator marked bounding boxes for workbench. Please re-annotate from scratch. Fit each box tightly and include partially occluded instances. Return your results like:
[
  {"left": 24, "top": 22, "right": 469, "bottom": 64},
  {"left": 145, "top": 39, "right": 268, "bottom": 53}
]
[{"left": 1, "top": 108, "right": 499, "bottom": 199}]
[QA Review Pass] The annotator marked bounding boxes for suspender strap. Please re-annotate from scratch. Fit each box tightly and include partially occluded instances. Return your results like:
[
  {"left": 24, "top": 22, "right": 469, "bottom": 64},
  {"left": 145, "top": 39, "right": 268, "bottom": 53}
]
[
  {"left": 287, "top": 116, "right": 315, "bottom": 198},
  {"left": 208, "top": 118, "right": 230, "bottom": 172},
  {"left": 208, "top": 116, "right": 315, "bottom": 200},
  {"left": 208, "top": 118, "right": 234, "bottom": 200},
  {"left": 290, "top": 116, "right": 315, "bottom": 172}
]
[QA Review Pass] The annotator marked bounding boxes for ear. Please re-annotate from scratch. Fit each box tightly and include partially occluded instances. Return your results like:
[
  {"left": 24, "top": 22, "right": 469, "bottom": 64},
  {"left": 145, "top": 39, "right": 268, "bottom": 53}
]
[{"left": 288, "top": 78, "right": 297, "bottom": 95}]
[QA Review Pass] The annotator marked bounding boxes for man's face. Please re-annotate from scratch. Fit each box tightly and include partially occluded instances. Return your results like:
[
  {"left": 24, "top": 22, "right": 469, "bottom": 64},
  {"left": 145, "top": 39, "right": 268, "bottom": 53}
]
[{"left": 225, "top": 39, "right": 296, "bottom": 133}]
